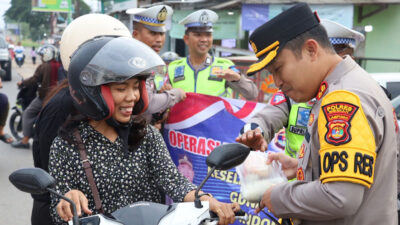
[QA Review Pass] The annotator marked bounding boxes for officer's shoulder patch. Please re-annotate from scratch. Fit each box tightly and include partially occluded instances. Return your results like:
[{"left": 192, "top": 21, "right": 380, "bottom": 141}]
[
  {"left": 270, "top": 91, "right": 286, "bottom": 106},
  {"left": 318, "top": 90, "right": 376, "bottom": 188},
  {"left": 174, "top": 65, "right": 185, "bottom": 78},
  {"left": 322, "top": 101, "right": 358, "bottom": 145}
]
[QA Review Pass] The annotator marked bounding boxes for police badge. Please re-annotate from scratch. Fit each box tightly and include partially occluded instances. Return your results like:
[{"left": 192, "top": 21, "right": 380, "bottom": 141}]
[{"left": 157, "top": 6, "right": 168, "bottom": 22}]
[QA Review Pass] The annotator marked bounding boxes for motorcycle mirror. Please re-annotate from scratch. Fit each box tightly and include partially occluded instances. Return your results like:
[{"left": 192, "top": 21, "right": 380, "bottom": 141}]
[
  {"left": 206, "top": 143, "right": 251, "bottom": 171},
  {"left": 9, "top": 168, "right": 81, "bottom": 225},
  {"left": 9, "top": 168, "right": 55, "bottom": 195}
]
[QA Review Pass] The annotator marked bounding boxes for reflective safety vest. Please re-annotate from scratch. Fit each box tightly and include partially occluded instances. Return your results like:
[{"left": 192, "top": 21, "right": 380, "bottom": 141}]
[
  {"left": 154, "top": 74, "right": 164, "bottom": 91},
  {"left": 168, "top": 57, "right": 233, "bottom": 97},
  {"left": 285, "top": 102, "right": 312, "bottom": 158}
]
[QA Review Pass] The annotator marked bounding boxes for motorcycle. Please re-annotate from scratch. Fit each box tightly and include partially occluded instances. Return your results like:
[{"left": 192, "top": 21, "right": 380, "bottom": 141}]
[
  {"left": 9, "top": 143, "right": 251, "bottom": 225},
  {"left": 9, "top": 82, "right": 37, "bottom": 140},
  {"left": 14, "top": 49, "right": 25, "bottom": 67}
]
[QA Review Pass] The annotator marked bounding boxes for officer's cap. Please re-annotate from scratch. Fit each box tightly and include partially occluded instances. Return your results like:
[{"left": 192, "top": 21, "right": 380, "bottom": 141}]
[
  {"left": 179, "top": 9, "right": 218, "bottom": 33},
  {"left": 247, "top": 3, "right": 320, "bottom": 75},
  {"left": 321, "top": 19, "right": 365, "bottom": 49},
  {"left": 126, "top": 5, "right": 173, "bottom": 32}
]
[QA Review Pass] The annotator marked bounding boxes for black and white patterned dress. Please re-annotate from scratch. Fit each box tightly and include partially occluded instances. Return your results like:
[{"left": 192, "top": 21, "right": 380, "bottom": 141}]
[{"left": 49, "top": 121, "right": 196, "bottom": 224}]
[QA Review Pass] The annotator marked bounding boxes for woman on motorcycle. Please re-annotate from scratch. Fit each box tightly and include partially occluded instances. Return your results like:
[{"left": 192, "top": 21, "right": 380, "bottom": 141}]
[{"left": 48, "top": 37, "right": 240, "bottom": 225}]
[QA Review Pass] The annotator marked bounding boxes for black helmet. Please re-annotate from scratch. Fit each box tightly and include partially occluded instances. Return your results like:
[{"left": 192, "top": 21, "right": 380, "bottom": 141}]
[{"left": 68, "top": 36, "right": 166, "bottom": 120}]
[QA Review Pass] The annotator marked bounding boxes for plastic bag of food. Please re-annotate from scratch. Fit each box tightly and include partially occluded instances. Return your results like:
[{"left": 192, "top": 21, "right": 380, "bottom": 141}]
[{"left": 236, "top": 151, "right": 287, "bottom": 203}]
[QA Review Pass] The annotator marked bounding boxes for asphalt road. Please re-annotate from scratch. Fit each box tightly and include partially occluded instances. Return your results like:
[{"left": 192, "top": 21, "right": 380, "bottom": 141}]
[{"left": 0, "top": 58, "right": 37, "bottom": 225}]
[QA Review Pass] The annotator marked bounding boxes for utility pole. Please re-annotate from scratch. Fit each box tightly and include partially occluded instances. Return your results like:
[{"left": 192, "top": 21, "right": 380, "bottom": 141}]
[{"left": 74, "top": 0, "right": 80, "bottom": 18}]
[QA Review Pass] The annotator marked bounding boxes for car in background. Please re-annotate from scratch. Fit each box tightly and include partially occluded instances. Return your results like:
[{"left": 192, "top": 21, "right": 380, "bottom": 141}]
[
  {"left": 370, "top": 73, "right": 400, "bottom": 100},
  {"left": 391, "top": 95, "right": 400, "bottom": 126},
  {"left": 0, "top": 36, "right": 12, "bottom": 81}
]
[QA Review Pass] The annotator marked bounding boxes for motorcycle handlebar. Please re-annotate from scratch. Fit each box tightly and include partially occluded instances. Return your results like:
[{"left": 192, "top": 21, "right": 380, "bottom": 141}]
[{"left": 209, "top": 209, "right": 246, "bottom": 220}]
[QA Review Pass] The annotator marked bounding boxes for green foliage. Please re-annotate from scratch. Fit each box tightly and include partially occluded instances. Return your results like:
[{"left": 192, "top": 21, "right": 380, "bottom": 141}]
[{"left": 5, "top": 0, "right": 92, "bottom": 40}]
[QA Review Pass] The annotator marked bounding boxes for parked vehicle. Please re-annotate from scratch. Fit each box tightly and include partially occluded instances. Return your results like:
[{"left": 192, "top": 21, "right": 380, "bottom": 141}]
[
  {"left": 0, "top": 37, "right": 12, "bottom": 81},
  {"left": 9, "top": 83, "right": 38, "bottom": 140},
  {"left": 370, "top": 72, "right": 400, "bottom": 99}
]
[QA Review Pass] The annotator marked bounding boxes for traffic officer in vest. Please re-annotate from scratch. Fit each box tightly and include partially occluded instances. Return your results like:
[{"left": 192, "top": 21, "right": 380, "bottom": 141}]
[
  {"left": 237, "top": 3, "right": 397, "bottom": 224},
  {"left": 236, "top": 19, "right": 366, "bottom": 159},
  {"left": 167, "top": 9, "right": 258, "bottom": 100},
  {"left": 127, "top": 5, "right": 186, "bottom": 128}
]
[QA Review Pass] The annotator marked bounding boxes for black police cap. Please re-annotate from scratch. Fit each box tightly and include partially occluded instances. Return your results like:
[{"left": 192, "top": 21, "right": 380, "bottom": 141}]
[{"left": 247, "top": 3, "right": 320, "bottom": 75}]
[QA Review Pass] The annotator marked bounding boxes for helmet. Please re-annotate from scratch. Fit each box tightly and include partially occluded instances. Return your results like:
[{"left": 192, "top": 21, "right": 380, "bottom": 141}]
[
  {"left": 161, "top": 51, "right": 180, "bottom": 64},
  {"left": 38, "top": 45, "right": 57, "bottom": 62},
  {"left": 60, "top": 13, "right": 131, "bottom": 70},
  {"left": 68, "top": 36, "right": 166, "bottom": 121}
]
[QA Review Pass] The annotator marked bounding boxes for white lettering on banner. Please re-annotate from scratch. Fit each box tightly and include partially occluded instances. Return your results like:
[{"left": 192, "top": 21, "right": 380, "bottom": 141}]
[{"left": 169, "top": 130, "right": 229, "bottom": 156}]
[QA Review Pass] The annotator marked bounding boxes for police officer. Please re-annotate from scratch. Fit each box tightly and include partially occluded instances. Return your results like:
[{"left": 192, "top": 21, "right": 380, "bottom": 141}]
[
  {"left": 127, "top": 5, "right": 185, "bottom": 126},
  {"left": 237, "top": 18, "right": 367, "bottom": 159},
  {"left": 167, "top": 9, "right": 258, "bottom": 100},
  {"left": 237, "top": 3, "right": 397, "bottom": 224}
]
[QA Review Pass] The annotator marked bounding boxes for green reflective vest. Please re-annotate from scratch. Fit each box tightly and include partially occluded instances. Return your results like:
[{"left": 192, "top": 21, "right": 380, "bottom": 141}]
[
  {"left": 168, "top": 57, "right": 233, "bottom": 97},
  {"left": 285, "top": 102, "right": 312, "bottom": 158},
  {"left": 154, "top": 74, "right": 164, "bottom": 91}
]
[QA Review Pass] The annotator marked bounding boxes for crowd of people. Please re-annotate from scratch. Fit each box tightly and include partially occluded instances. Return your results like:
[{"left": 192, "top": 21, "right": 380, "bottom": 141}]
[{"left": 0, "top": 2, "right": 398, "bottom": 225}]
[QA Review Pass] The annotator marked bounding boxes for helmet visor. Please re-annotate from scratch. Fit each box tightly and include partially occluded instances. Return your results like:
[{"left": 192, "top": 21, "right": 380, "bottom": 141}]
[{"left": 79, "top": 37, "right": 166, "bottom": 86}]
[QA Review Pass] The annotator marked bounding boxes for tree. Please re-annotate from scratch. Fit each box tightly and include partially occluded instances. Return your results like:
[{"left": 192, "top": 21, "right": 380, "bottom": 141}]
[{"left": 5, "top": 0, "right": 91, "bottom": 41}]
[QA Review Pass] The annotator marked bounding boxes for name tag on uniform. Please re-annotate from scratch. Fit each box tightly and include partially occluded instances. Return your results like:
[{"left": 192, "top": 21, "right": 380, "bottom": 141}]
[
  {"left": 208, "top": 66, "right": 223, "bottom": 81},
  {"left": 173, "top": 66, "right": 185, "bottom": 82}
]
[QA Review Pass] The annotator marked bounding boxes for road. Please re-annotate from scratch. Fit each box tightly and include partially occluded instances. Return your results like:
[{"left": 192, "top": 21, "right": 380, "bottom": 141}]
[{"left": 0, "top": 57, "right": 37, "bottom": 225}]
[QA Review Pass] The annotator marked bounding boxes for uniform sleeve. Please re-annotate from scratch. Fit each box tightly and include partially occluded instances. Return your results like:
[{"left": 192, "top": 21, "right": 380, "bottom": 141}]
[
  {"left": 270, "top": 180, "right": 364, "bottom": 220},
  {"left": 247, "top": 94, "right": 289, "bottom": 143},
  {"left": 48, "top": 136, "right": 80, "bottom": 224},
  {"left": 145, "top": 89, "right": 184, "bottom": 114},
  {"left": 271, "top": 90, "right": 380, "bottom": 220},
  {"left": 145, "top": 126, "right": 197, "bottom": 202},
  {"left": 227, "top": 74, "right": 259, "bottom": 100},
  {"left": 145, "top": 77, "right": 184, "bottom": 114}
]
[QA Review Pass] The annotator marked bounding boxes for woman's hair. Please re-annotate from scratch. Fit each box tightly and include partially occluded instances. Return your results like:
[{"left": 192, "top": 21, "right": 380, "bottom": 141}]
[{"left": 42, "top": 79, "right": 69, "bottom": 107}]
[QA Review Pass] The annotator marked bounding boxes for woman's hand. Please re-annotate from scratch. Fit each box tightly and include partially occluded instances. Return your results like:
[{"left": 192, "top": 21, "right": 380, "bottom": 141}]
[
  {"left": 56, "top": 189, "right": 92, "bottom": 222},
  {"left": 209, "top": 198, "right": 241, "bottom": 225}
]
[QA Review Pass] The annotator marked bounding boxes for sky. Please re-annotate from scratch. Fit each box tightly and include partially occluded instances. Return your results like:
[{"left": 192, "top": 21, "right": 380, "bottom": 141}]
[{"left": 0, "top": 0, "right": 11, "bottom": 31}]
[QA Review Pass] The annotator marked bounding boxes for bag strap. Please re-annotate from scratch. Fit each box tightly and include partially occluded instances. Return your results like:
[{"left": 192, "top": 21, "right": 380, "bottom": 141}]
[{"left": 73, "top": 129, "right": 104, "bottom": 213}]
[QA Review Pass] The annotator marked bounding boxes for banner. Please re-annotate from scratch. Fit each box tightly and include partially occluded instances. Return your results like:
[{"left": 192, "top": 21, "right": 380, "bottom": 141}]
[
  {"left": 241, "top": 4, "right": 269, "bottom": 31},
  {"left": 163, "top": 93, "right": 285, "bottom": 225},
  {"left": 32, "top": 0, "right": 72, "bottom": 13}
]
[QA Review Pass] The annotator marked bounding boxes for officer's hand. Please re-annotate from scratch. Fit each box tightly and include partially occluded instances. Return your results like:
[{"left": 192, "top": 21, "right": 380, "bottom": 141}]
[
  {"left": 17, "top": 81, "right": 22, "bottom": 87},
  {"left": 209, "top": 197, "right": 241, "bottom": 225},
  {"left": 56, "top": 189, "right": 92, "bottom": 222},
  {"left": 175, "top": 88, "right": 186, "bottom": 101},
  {"left": 216, "top": 69, "right": 241, "bottom": 82},
  {"left": 235, "top": 129, "right": 268, "bottom": 151},
  {"left": 160, "top": 83, "right": 172, "bottom": 92},
  {"left": 255, "top": 185, "right": 275, "bottom": 214},
  {"left": 267, "top": 152, "right": 298, "bottom": 179}
]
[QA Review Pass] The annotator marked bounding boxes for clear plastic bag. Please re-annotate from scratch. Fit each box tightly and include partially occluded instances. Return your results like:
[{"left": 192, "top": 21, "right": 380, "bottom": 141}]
[{"left": 236, "top": 151, "right": 287, "bottom": 203}]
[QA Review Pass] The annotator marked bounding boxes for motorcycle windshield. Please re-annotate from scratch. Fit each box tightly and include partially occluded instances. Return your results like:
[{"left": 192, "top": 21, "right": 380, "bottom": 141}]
[
  {"left": 111, "top": 201, "right": 175, "bottom": 225},
  {"left": 79, "top": 37, "right": 166, "bottom": 86}
]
